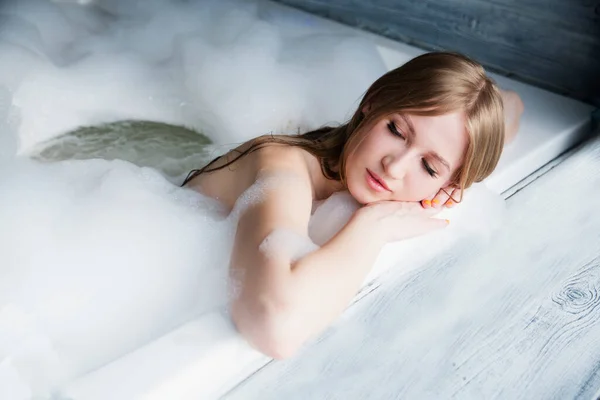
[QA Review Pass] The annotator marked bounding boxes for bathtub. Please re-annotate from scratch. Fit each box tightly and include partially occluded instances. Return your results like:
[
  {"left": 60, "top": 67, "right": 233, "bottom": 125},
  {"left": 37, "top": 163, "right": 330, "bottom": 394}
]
[
  {"left": 55, "top": 2, "right": 596, "bottom": 400},
  {"left": 0, "top": 0, "right": 593, "bottom": 399}
]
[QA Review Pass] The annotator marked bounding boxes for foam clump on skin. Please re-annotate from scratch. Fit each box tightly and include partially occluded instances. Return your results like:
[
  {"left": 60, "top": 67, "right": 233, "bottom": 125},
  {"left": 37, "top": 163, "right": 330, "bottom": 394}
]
[
  {"left": 259, "top": 229, "right": 320, "bottom": 264},
  {"left": 229, "top": 170, "right": 309, "bottom": 218},
  {"left": 309, "top": 191, "right": 361, "bottom": 246}
]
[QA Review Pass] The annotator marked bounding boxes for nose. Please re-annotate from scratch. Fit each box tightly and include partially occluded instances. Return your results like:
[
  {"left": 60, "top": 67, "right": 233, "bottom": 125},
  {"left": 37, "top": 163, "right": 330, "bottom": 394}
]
[{"left": 382, "top": 151, "right": 412, "bottom": 181}]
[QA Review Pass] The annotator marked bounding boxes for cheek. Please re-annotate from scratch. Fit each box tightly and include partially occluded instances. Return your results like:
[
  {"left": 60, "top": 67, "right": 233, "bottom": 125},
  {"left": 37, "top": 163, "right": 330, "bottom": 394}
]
[
  {"left": 400, "top": 174, "right": 442, "bottom": 201},
  {"left": 345, "top": 172, "right": 370, "bottom": 205},
  {"left": 419, "top": 180, "right": 444, "bottom": 198},
  {"left": 343, "top": 154, "right": 360, "bottom": 192}
]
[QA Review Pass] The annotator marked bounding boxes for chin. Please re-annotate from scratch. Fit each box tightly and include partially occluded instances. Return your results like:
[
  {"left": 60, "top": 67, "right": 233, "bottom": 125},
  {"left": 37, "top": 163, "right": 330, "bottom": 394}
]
[
  {"left": 352, "top": 194, "right": 370, "bottom": 205},
  {"left": 346, "top": 182, "right": 374, "bottom": 205}
]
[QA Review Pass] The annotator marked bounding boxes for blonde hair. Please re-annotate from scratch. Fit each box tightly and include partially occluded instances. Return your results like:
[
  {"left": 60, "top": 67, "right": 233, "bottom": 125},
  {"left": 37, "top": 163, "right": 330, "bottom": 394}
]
[{"left": 182, "top": 52, "right": 505, "bottom": 201}]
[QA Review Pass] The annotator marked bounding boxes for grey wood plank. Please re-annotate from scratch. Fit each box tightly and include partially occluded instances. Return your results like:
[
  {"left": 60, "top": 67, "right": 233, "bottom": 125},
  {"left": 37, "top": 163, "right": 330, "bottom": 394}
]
[
  {"left": 273, "top": 0, "right": 600, "bottom": 105},
  {"left": 223, "top": 135, "right": 600, "bottom": 399}
]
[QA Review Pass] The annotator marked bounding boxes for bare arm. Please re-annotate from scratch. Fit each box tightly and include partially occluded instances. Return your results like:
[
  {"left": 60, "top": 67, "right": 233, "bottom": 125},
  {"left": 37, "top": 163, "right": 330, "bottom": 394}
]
[{"left": 229, "top": 169, "right": 386, "bottom": 359}]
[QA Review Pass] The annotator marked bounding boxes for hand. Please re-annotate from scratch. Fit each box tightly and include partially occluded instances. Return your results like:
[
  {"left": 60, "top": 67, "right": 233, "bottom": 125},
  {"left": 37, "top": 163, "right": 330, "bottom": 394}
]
[
  {"left": 354, "top": 200, "right": 449, "bottom": 243},
  {"left": 421, "top": 187, "right": 462, "bottom": 210},
  {"left": 499, "top": 89, "right": 524, "bottom": 145}
]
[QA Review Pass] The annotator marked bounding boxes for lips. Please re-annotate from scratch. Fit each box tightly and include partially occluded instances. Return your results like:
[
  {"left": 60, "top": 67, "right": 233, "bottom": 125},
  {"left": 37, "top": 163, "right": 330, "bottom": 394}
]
[{"left": 367, "top": 169, "right": 391, "bottom": 192}]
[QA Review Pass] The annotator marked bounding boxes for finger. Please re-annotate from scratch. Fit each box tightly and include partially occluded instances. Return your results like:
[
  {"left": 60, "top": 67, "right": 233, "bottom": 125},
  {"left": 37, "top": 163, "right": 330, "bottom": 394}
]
[
  {"left": 421, "top": 192, "right": 438, "bottom": 209},
  {"left": 406, "top": 201, "right": 430, "bottom": 213},
  {"left": 401, "top": 200, "right": 437, "bottom": 213},
  {"left": 371, "top": 200, "right": 421, "bottom": 213},
  {"left": 432, "top": 217, "right": 451, "bottom": 228},
  {"left": 445, "top": 188, "right": 462, "bottom": 208},
  {"left": 394, "top": 201, "right": 438, "bottom": 215},
  {"left": 429, "top": 217, "right": 451, "bottom": 232},
  {"left": 431, "top": 187, "right": 453, "bottom": 209},
  {"left": 414, "top": 203, "right": 444, "bottom": 217},
  {"left": 423, "top": 207, "right": 443, "bottom": 217}
]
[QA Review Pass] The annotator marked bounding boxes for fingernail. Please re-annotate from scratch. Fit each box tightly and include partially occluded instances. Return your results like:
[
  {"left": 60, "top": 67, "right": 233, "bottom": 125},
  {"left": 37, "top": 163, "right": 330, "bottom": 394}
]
[
  {"left": 446, "top": 200, "right": 454, "bottom": 208},
  {"left": 431, "top": 199, "right": 440, "bottom": 207},
  {"left": 445, "top": 219, "right": 450, "bottom": 225},
  {"left": 422, "top": 200, "right": 431, "bottom": 207}
]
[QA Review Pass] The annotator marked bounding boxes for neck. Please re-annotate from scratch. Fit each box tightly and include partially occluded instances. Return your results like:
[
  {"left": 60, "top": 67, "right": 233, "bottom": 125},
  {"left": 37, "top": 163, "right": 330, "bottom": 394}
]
[{"left": 303, "top": 151, "right": 344, "bottom": 200}]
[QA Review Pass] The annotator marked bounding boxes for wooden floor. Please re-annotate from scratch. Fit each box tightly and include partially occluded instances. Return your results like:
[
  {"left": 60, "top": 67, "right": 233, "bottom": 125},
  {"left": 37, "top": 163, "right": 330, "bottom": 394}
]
[{"left": 223, "top": 134, "right": 600, "bottom": 399}]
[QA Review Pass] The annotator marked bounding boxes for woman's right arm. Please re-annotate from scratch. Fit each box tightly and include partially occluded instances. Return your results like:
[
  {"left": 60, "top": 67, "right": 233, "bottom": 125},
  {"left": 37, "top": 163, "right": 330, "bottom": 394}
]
[{"left": 230, "top": 170, "right": 446, "bottom": 359}]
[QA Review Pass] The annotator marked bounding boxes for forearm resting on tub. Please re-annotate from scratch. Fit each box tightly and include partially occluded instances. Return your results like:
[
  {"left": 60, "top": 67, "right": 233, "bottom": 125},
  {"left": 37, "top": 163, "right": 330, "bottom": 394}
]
[{"left": 231, "top": 216, "right": 385, "bottom": 360}]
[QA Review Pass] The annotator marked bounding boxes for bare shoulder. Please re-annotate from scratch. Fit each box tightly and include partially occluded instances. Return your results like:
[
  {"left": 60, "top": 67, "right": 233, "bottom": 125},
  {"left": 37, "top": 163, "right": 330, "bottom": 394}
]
[
  {"left": 247, "top": 144, "right": 316, "bottom": 215},
  {"left": 255, "top": 143, "right": 312, "bottom": 178},
  {"left": 187, "top": 140, "right": 315, "bottom": 212},
  {"left": 249, "top": 144, "right": 315, "bottom": 222}
]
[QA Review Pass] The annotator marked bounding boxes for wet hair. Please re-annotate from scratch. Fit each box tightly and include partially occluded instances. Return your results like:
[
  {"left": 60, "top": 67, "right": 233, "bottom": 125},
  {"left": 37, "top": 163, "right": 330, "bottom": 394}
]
[{"left": 182, "top": 51, "right": 505, "bottom": 202}]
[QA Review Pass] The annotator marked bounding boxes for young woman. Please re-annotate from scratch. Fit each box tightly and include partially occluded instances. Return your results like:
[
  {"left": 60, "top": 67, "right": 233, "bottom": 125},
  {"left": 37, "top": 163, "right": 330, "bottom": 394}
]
[{"left": 181, "top": 51, "right": 524, "bottom": 359}]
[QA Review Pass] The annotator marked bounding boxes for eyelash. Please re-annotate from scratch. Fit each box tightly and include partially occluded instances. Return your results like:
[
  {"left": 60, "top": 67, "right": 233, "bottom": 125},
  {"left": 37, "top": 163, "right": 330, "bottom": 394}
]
[
  {"left": 387, "top": 121, "right": 405, "bottom": 140},
  {"left": 387, "top": 121, "right": 438, "bottom": 178}
]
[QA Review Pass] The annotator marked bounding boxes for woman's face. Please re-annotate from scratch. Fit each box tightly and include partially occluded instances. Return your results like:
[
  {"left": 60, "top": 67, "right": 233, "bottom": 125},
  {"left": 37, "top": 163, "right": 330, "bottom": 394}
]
[{"left": 345, "top": 111, "right": 469, "bottom": 204}]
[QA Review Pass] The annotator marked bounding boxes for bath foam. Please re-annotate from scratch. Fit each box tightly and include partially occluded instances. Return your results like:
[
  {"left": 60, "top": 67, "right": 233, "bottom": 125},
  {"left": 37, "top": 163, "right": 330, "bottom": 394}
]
[
  {"left": 0, "top": 158, "right": 235, "bottom": 397},
  {"left": 0, "top": 86, "right": 19, "bottom": 165},
  {"left": 1, "top": 0, "right": 385, "bottom": 154}
]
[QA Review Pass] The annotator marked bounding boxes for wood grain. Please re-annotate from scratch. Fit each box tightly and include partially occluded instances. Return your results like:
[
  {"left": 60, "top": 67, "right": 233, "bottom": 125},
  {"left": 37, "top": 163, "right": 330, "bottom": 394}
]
[{"left": 223, "top": 134, "right": 600, "bottom": 399}]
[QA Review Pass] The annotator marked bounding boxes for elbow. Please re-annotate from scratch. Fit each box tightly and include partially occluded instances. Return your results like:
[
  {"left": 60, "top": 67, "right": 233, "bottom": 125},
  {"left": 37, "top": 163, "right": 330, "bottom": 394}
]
[
  {"left": 231, "top": 297, "right": 302, "bottom": 360},
  {"left": 257, "top": 330, "right": 300, "bottom": 360}
]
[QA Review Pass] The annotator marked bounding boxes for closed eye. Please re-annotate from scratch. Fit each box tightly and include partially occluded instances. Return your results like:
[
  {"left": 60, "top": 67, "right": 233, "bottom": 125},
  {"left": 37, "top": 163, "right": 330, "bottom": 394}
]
[
  {"left": 387, "top": 122, "right": 405, "bottom": 140},
  {"left": 422, "top": 160, "right": 438, "bottom": 178},
  {"left": 389, "top": 121, "right": 438, "bottom": 178}
]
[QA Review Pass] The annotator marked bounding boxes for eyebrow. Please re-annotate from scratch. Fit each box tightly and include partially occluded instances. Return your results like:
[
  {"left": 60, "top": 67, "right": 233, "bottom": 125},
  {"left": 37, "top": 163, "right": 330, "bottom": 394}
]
[{"left": 399, "top": 114, "right": 451, "bottom": 171}]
